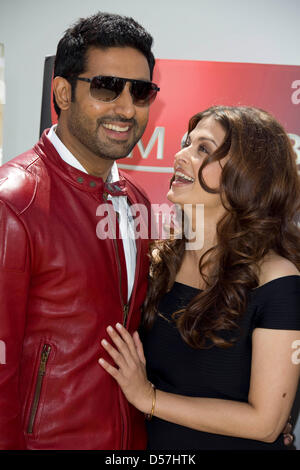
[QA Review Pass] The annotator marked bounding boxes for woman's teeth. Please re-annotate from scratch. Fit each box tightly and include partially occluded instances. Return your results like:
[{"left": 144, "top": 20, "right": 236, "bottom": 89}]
[{"left": 174, "top": 171, "right": 195, "bottom": 183}]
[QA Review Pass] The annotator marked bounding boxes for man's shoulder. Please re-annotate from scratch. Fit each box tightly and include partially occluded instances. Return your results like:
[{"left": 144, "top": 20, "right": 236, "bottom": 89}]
[{"left": 0, "top": 148, "right": 41, "bottom": 215}]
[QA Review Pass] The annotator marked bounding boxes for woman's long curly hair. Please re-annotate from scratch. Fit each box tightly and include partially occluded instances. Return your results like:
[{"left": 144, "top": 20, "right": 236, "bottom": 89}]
[{"left": 143, "top": 106, "right": 300, "bottom": 349}]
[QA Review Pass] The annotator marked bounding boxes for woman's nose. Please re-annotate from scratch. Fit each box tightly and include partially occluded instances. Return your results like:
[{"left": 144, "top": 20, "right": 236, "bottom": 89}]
[{"left": 174, "top": 147, "right": 190, "bottom": 165}]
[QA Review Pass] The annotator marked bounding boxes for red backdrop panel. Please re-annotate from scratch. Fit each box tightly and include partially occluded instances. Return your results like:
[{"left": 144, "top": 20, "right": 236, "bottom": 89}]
[{"left": 49, "top": 59, "right": 300, "bottom": 205}]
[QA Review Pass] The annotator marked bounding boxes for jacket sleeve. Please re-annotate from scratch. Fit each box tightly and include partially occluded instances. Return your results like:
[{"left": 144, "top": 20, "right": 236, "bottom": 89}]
[{"left": 0, "top": 200, "right": 30, "bottom": 449}]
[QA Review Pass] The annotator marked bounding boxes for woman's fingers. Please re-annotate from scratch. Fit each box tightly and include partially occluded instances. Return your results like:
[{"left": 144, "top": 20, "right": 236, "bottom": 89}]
[
  {"left": 283, "top": 417, "right": 294, "bottom": 446},
  {"left": 133, "top": 331, "right": 146, "bottom": 365},
  {"left": 107, "top": 324, "right": 139, "bottom": 362},
  {"left": 99, "top": 326, "right": 151, "bottom": 412},
  {"left": 283, "top": 434, "right": 294, "bottom": 446},
  {"left": 100, "top": 338, "right": 127, "bottom": 370},
  {"left": 106, "top": 325, "right": 132, "bottom": 364},
  {"left": 282, "top": 418, "right": 292, "bottom": 434},
  {"left": 99, "top": 358, "right": 120, "bottom": 381},
  {"left": 115, "top": 323, "right": 140, "bottom": 359},
  {"left": 101, "top": 325, "right": 139, "bottom": 369}
]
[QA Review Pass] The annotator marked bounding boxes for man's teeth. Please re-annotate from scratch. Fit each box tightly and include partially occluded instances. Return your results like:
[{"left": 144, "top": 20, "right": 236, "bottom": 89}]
[
  {"left": 103, "top": 123, "right": 130, "bottom": 132},
  {"left": 175, "top": 171, "right": 195, "bottom": 183}
]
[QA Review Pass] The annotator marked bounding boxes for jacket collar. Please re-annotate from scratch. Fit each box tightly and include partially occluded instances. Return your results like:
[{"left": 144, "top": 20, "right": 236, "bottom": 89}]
[{"left": 34, "top": 129, "right": 128, "bottom": 197}]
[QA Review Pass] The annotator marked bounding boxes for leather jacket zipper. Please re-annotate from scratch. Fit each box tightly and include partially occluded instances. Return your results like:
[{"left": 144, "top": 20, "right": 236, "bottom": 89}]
[
  {"left": 103, "top": 192, "right": 129, "bottom": 327},
  {"left": 112, "top": 237, "right": 129, "bottom": 327},
  {"left": 27, "top": 344, "right": 51, "bottom": 434},
  {"left": 123, "top": 304, "right": 129, "bottom": 327},
  {"left": 103, "top": 193, "right": 129, "bottom": 448}
]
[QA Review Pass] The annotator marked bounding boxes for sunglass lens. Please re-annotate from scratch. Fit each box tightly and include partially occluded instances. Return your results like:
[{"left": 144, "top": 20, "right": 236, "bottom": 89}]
[
  {"left": 90, "top": 77, "right": 124, "bottom": 101},
  {"left": 131, "top": 82, "right": 158, "bottom": 106}
]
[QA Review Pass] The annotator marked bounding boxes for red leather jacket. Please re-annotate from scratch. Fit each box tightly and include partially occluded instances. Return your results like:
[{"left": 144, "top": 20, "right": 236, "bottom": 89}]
[{"left": 0, "top": 131, "right": 151, "bottom": 450}]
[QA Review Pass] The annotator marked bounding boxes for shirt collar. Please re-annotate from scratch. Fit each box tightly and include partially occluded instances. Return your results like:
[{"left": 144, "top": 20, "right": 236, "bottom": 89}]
[{"left": 46, "top": 124, "right": 119, "bottom": 182}]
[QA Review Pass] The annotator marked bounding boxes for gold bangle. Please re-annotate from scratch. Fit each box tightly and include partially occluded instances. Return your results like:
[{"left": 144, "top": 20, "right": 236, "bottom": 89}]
[{"left": 145, "top": 383, "right": 156, "bottom": 420}]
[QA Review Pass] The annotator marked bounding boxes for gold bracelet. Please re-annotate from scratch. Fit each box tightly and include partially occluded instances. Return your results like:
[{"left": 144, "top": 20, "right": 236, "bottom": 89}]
[{"left": 145, "top": 383, "right": 156, "bottom": 420}]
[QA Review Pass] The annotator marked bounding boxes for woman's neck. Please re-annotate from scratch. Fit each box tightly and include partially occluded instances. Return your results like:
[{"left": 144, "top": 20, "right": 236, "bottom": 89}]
[{"left": 175, "top": 210, "right": 222, "bottom": 289}]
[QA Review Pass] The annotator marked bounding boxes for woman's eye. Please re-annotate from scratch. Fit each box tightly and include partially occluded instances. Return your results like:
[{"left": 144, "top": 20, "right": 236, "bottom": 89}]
[{"left": 198, "top": 145, "right": 209, "bottom": 154}]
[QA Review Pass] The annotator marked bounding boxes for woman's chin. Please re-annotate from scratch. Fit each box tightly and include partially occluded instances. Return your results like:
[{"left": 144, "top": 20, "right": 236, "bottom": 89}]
[
  {"left": 166, "top": 189, "right": 173, "bottom": 202},
  {"left": 166, "top": 189, "right": 180, "bottom": 205},
  {"left": 167, "top": 188, "right": 188, "bottom": 207}
]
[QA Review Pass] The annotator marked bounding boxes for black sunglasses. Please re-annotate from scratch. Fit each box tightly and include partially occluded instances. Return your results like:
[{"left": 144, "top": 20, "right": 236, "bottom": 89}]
[{"left": 75, "top": 75, "right": 160, "bottom": 106}]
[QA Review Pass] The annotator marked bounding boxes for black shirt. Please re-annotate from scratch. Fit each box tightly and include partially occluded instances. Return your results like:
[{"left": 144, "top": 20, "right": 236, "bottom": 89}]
[{"left": 142, "top": 275, "right": 300, "bottom": 450}]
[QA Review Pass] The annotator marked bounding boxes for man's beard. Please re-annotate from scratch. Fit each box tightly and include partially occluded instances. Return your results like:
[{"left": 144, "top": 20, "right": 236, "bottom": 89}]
[{"left": 67, "top": 108, "right": 146, "bottom": 161}]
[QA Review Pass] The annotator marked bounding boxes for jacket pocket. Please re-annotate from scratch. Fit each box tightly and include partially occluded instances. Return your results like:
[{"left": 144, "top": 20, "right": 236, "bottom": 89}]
[{"left": 27, "top": 343, "right": 51, "bottom": 434}]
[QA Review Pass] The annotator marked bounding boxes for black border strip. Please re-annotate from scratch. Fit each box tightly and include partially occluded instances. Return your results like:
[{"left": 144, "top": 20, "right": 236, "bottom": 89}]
[{"left": 39, "top": 55, "right": 55, "bottom": 137}]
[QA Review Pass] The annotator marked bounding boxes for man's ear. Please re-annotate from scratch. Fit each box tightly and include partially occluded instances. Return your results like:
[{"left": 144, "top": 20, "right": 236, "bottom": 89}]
[{"left": 53, "top": 76, "right": 72, "bottom": 112}]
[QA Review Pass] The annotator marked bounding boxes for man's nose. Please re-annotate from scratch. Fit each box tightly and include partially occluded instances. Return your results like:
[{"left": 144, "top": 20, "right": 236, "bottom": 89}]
[{"left": 113, "top": 82, "right": 136, "bottom": 120}]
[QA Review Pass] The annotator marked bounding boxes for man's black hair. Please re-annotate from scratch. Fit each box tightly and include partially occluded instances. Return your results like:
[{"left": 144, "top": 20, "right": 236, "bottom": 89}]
[{"left": 53, "top": 12, "right": 155, "bottom": 116}]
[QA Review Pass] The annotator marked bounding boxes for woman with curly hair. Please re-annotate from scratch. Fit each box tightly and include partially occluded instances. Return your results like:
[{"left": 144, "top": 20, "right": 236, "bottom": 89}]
[{"left": 99, "top": 106, "right": 300, "bottom": 450}]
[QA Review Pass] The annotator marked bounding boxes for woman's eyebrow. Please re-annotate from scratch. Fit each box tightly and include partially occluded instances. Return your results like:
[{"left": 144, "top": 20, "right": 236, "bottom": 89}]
[{"left": 189, "top": 134, "right": 218, "bottom": 147}]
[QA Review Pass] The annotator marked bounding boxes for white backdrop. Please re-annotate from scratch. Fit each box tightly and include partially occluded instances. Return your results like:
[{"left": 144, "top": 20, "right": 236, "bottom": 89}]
[{"left": 0, "top": 0, "right": 300, "bottom": 449}]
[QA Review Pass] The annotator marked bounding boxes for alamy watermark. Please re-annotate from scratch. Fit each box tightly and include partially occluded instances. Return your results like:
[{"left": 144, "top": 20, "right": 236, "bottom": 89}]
[
  {"left": 96, "top": 202, "right": 205, "bottom": 250},
  {"left": 0, "top": 340, "right": 6, "bottom": 364},
  {"left": 291, "top": 80, "right": 300, "bottom": 105},
  {"left": 291, "top": 340, "right": 300, "bottom": 365},
  {"left": 0, "top": 322, "right": 299, "bottom": 366},
  {"left": 0, "top": 337, "right": 299, "bottom": 366}
]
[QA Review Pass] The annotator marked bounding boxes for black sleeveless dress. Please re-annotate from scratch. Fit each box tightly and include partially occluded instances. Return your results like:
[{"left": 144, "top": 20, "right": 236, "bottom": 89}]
[{"left": 142, "top": 276, "right": 300, "bottom": 450}]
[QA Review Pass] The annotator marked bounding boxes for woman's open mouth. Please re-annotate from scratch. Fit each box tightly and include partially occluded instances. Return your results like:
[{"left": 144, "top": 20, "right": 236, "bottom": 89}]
[{"left": 172, "top": 170, "right": 195, "bottom": 186}]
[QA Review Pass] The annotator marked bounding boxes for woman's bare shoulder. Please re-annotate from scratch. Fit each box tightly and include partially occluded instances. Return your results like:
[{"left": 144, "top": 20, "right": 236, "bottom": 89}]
[{"left": 258, "top": 252, "right": 300, "bottom": 287}]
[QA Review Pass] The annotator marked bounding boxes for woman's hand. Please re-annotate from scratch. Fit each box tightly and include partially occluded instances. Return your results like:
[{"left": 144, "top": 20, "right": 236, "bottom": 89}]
[
  {"left": 98, "top": 323, "right": 154, "bottom": 414},
  {"left": 283, "top": 418, "right": 294, "bottom": 447}
]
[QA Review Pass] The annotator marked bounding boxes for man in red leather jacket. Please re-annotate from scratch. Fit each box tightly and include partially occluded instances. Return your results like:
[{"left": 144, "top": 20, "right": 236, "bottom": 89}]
[{"left": 0, "top": 12, "right": 158, "bottom": 449}]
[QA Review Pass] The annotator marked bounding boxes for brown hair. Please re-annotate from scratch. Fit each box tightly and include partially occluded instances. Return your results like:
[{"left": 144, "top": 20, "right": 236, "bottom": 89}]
[{"left": 143, "top": 106, "right": 300, "bottom": 348}]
